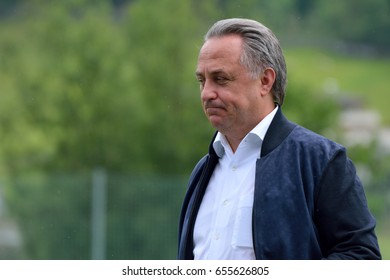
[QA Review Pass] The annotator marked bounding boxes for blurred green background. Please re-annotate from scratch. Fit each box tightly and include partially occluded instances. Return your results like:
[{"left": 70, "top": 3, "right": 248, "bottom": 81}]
[{"left": 0, "top": 0, "right": 389, "bottom": 259}]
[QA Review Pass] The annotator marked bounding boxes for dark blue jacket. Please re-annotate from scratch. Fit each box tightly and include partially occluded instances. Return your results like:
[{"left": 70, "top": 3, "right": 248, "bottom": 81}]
[{"left": 178, "top": 108, "right": 381, "bottom": 259}]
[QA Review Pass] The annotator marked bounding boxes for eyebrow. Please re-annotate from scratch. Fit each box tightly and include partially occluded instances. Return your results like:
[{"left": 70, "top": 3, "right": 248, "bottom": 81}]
[{"left": 195, "top": 68, "right": 227, "bottom": 77}]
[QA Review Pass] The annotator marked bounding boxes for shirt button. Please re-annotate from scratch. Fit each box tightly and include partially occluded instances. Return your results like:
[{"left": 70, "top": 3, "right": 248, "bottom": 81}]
[
  {"left": 214, "top": 234, "right": 220, "bottom": 240},
  {"left": 232, "top": 166, "right": 237, "bottom": 171},
  {"left": 222, "top": 199, "right": 229, "bottom": 206}
]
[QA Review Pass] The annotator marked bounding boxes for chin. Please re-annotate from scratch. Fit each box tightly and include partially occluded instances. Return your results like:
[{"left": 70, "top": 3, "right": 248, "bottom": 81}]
[
  {"left": 208, "top": 116, "right": 221, "bottom": 127},
  {"left": 210, "top": 122, "right": 227, "bottom": 133}
]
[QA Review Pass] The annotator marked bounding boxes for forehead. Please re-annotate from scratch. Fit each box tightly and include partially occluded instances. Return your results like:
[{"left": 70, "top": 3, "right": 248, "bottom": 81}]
[{"left": 197, "top": 35, "right": 243, "bottom": 73}]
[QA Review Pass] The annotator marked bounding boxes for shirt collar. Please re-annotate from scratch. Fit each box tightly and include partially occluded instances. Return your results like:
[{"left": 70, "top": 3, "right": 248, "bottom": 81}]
[{"left": 213, "top": 106, "right": 279, "bottom": 158}]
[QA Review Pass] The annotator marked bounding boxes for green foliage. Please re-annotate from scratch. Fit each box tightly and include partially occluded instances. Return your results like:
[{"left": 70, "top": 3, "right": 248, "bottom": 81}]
[
  {"left": 190, "top": 0, "right": 390, "bottom": 51},
  {"left": 0, "top": 0, "right": 212, "bottom": 260},
  {"left": 283, "top": 83, "right": 339, "bottom": 134},
  {"left": 308, "top": 0, "right": 390, "bottom": 50},
  {"left": 377, "top": 232, "right": 390, "bottom": 260},
  {"left": 1, "top": 2, "right": 130, "bottom": 173},
  {"left": 8, "top": 172, "right": 91, "bottom": 259},
  {"left": 0, "top": 0, "right": 212, "bottom": 176},
  {"left": 107, "top": 173, "right": 187, "bottom": 259},
  {"left": 123, "top": 0, "right": 212, "bottom": 173},
  {"left": 8, "top": 171, "right": 186, "bottom": 259},
  {"left": 285, "top": 48, "right": 390, "bottom": 123}
]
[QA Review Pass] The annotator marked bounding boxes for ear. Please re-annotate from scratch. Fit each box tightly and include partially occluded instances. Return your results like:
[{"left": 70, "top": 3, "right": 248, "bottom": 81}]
[{"left": 260, "top": 68, "right": 276, "bottom": 96}]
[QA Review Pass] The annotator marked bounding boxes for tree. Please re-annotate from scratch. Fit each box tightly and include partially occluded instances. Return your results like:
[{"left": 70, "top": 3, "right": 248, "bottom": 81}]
[
  {"left": 0, "top": 0, "right": 211, "bottom": 259},
  {"left": 0, "top": 0, "right": 347, "bottom": 260},
  {"left": 308, "top": 0, "right": 390, "bottom": 51}
]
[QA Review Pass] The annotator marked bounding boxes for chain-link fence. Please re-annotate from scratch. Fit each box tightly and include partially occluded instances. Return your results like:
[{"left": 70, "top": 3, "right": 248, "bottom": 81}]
[{"left": 0, "top": 170, "right": 187, "bottom": 259}]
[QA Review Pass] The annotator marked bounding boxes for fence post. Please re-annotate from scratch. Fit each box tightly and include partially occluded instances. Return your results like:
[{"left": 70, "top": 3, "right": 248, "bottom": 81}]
[{"left": 91, "top": 168, "right": 107, "bottom": 260}]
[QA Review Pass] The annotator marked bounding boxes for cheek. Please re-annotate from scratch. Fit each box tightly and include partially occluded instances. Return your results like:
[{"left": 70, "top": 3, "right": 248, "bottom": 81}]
[{"left": 235, "top": 94, "right": 259, "bottom": 116}]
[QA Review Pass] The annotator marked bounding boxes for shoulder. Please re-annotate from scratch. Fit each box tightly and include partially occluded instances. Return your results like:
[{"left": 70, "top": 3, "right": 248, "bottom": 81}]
[
  {"left": 269, "top": 124, "right": 348, "bottom": 178},
  {"left": 288, "top": 125, "right": 345, "bottom": 157},
  {"left": 265, "top": 108, "right": 345, "bottom": 159}
]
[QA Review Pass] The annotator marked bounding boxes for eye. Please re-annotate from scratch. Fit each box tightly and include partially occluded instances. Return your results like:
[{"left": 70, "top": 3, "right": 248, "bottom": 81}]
[
  {"left": 196, "top": 76, "right": 205, "bottom": 87},
  {"left": 215, "top": 76, "right": 228, "bottom": 85}
]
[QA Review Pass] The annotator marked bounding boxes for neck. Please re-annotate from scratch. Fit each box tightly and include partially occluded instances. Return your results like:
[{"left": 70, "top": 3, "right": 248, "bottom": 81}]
[
  {"left": 225, "top": 135, "right": 243, "bottom": 153},
  {"left": 224, "top": 104, "right": 277, "bottom": 153}
]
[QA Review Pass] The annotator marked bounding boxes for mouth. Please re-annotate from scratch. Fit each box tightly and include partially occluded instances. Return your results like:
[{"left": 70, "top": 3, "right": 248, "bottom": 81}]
[
  {"left": 204, "top": 102, "right": 225, "bottom": 112},
  {"left": 205, "top": 107, "right": 223, "bottom": 114}
]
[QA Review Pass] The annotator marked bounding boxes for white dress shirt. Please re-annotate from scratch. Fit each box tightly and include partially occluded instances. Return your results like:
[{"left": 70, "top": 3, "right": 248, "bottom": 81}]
[{"left": 193, "top": 106, "right": 278, "bottom": 260}]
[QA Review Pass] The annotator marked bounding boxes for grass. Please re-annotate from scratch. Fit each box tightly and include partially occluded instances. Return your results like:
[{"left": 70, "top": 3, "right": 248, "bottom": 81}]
[{"left": 284, "top": 48, "right": 390, "bottom": 124}]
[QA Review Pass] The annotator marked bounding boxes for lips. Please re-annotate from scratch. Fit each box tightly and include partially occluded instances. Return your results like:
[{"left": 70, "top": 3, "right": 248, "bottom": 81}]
[
  {"left": 204, "top": 101, "right": 225, "bottom": 112},
  {"left": 204, "top": 105, "right": 226, "bottom": 118},
  {"left": 205, "top": 107, "right": 223, "bottom": 115}
]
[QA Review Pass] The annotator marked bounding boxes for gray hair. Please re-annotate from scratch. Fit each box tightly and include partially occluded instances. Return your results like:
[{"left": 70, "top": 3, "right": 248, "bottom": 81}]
[{"left": 204, "top": 18, "right": 287, "bottom": 106}]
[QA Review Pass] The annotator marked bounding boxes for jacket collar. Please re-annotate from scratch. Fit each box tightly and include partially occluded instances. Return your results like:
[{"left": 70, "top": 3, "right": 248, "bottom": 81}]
[
  {"left": 261, "top": 107, "right": 296, "bottom": 157},
  {"left": 209, "top": 107, "right": 296, "bottom": 158}
]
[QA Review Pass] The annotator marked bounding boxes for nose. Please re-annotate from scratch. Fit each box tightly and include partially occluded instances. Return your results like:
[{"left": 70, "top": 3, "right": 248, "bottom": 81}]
[{"left": 201, "top": 80, "right": 217, "bottom": 102}]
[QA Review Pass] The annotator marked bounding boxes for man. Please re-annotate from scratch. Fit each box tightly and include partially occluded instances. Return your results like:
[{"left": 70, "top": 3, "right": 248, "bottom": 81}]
[{"left": 178, "top": 18, "right": 381, "bottom": 260}]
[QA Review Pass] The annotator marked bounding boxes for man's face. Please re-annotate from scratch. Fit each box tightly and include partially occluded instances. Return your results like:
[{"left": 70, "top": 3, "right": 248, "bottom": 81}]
[{"left": 195, "top": 35, "right": 266, "bottom": 140}]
